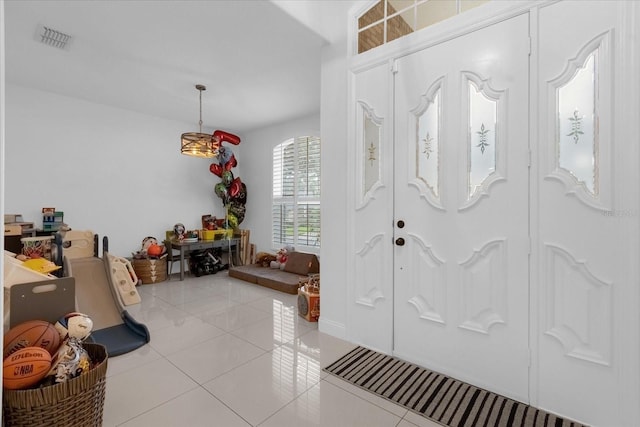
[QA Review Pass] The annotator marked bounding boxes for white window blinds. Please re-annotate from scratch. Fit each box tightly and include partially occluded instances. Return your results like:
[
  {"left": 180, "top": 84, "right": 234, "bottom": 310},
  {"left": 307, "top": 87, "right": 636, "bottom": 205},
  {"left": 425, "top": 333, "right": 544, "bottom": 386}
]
[{"left": 272, "top": 136, "right": 321, "bottom": 250}]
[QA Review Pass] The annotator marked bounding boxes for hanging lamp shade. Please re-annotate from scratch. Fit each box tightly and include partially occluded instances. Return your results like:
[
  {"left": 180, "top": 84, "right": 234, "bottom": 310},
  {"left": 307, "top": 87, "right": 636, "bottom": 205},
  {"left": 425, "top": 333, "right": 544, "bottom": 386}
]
[
  {"left": 181, "top": 132, "right": 219, "bottom": 158},
  {"left": 181, "top": 84, "right": 220, "bottom": 158}
]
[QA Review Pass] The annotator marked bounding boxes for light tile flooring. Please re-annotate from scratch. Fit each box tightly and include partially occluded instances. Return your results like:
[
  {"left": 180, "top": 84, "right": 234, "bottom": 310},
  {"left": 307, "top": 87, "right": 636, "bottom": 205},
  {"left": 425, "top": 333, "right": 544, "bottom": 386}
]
[{"left": 103, "top": 272, "right": 441, "bottom": 427}]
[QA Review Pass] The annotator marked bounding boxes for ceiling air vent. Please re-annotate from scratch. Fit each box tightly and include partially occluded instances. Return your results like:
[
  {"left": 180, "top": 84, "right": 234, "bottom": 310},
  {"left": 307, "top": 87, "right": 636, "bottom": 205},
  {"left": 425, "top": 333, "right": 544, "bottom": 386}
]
[{"left": 38, "top": 25, "right": 72, "bottom": 50}]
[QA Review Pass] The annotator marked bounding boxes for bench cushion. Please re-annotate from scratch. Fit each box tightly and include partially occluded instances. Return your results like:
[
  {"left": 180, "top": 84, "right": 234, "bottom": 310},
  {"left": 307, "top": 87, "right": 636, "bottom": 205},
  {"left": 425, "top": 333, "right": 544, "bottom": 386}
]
[{"left": 283, "top": 252, "right": 319, "bottom": 275}]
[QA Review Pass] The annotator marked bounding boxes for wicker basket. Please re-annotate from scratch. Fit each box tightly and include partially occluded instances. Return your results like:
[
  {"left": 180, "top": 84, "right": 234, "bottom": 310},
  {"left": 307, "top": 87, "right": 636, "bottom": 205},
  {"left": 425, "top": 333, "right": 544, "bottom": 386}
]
[
  {"left": 3, "top": 343, "right": 108, "bottom": 427},
  {"left": 132, "top": 257, "right": 167, "bottom": 284}
]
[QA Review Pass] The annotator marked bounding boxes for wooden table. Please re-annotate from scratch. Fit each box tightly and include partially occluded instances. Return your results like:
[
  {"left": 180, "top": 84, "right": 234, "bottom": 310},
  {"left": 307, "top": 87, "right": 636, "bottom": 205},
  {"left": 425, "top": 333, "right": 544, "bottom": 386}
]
[{"left": 170, "top": 238, "right": 239, "bottom": 281}]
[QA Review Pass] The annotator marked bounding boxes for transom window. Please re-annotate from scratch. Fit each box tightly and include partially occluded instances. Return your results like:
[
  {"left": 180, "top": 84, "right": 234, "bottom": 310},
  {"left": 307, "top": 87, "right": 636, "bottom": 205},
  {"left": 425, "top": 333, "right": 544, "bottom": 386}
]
[
  {"left": 358, "top": 0, "right": 489, "bottom": 54},
  {"left": 272, "top": 136, "right": 321, "bottom": 252}
]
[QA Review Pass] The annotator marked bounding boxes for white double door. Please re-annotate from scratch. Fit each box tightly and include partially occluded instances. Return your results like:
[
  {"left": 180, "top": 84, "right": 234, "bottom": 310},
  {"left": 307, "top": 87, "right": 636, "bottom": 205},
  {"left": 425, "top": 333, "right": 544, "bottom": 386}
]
[
  {"left": 349, "top": 2, "right": 638, "bottom": 426},
  {"left": 392, "top": 13, "right": 530, "bottom": 402},
  {"left": 349, "top": 11, "right": 530, "bottom": 402}
]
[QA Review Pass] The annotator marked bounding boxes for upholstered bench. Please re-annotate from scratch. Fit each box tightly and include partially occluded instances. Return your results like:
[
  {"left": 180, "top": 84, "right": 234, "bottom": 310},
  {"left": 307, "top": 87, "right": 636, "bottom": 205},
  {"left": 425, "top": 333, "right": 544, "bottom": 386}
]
[{"left": 228, "top": 251, "right": 319, "bottom": 294}]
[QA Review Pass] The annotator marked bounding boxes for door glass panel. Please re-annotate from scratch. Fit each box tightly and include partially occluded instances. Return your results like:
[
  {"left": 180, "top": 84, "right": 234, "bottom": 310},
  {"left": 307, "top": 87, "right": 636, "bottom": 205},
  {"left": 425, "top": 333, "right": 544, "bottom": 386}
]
[
  {"left": 417, "top": 88, "right": 440, "bottom": 198},
  {"left": 359, "top": 21, "right": 385, "bottom": 54},
  {"left": 460, "top": 0, "right": 489, "bottom": 13},
  {"left": 357, "top": 1, "right": 490, "bottom": 54},
  {"left": 387, "top": 13, "right": 414, "bottom": 43},
  {"left": 416, "top": 0, "right": 457, "bottom": 31},
  {"left": 359, "top": 0, "right": 384, "bottom": 29},
  {"left": 389, "top": 0, "right": 414, "bottom": 14},
  {"left": 364, "top": 110, "right": 381, "bottom": 195},
  {"left": 557, "top": 52, "right": 597, "bottom": 195},
  {"left": 468, "top": 81, "right": 497, "bottom": 198}
]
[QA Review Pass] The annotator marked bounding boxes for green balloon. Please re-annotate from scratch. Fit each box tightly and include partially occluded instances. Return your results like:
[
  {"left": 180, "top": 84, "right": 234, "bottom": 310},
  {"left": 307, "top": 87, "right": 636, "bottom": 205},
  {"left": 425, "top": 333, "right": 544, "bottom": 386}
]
[
  {"left": 227, "top": 213, "right": 239, "bottom": 229},
  {"left": 221, "top": 170, "right": 234, "bottom": 187},
  {"left": 214, "top": 182, "right": 228, "bottom": 199},
  {"left": 229, "top": 202, "right": 246, "bottom": 225}
]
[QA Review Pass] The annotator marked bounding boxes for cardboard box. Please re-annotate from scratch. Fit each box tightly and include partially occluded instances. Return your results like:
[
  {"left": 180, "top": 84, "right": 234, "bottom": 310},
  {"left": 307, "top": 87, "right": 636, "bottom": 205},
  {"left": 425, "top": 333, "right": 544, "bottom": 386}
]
[{"left": 298, "top": 287, "right": 320, "bottom": 322}]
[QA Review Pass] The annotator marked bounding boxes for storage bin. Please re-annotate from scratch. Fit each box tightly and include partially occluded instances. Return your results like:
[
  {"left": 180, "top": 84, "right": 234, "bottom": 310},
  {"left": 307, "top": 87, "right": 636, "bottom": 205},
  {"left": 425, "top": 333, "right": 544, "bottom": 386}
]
[
  {"left": 2, "top": 343, "right": 108, "bottom": 427},
  {"left": 132, "top": 256, "right": 167, "bottom": 284}
]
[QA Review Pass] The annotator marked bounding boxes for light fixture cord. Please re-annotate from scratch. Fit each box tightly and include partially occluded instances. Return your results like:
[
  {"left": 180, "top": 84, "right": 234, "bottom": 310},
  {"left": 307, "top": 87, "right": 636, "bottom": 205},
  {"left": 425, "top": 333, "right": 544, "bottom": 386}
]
[{"left": 198, "top": 88, "right": 203, "bottom": 134}]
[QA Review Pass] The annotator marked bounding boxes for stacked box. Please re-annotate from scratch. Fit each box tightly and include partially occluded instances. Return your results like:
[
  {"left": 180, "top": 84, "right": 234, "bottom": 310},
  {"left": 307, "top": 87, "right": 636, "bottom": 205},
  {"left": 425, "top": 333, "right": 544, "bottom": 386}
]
[{"left": 43, "top": 211, "right": 64, "bottom": 231}]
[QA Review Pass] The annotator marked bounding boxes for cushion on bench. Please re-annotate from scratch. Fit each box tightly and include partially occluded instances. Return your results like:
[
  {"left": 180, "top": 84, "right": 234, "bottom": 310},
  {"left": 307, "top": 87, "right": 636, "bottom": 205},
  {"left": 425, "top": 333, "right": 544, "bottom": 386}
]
[{"left": 283, "top": 251, "right": 320, "bottom": 275}]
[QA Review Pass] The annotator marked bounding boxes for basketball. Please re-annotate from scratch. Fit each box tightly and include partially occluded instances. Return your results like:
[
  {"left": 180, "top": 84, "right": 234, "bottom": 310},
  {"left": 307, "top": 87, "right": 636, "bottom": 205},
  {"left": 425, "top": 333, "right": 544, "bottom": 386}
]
[
  {"left": 3, "top": 346, "right": 52, "bottom": 390},
  {"left": 3, "top": 320, "right": 61, "bottom": 359}
]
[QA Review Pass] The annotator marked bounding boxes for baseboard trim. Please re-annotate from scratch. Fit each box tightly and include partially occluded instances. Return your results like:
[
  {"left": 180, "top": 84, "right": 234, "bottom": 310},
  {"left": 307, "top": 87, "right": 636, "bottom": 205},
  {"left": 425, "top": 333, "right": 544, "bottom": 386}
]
[{"left": 318, "top": 317, "right": 346, "bottom": 340}]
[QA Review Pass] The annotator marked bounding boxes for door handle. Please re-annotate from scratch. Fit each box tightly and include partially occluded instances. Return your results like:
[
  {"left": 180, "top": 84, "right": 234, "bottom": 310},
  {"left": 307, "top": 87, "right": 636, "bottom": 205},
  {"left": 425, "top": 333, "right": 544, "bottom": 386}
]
[{"left": 395, "top": 237, "right": 405, "bottom": 246}]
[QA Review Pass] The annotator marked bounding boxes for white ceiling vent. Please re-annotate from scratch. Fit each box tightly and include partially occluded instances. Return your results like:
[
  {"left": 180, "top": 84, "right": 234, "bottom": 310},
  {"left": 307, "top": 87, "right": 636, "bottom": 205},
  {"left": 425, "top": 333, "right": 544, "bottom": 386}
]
[{"left": 38, "top": 25, "right": 72, "bottom": 50}]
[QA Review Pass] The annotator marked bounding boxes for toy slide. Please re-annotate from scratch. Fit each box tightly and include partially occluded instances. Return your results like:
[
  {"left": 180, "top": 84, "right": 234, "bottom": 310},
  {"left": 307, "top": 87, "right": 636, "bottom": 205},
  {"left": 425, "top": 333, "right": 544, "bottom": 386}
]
[
  {"left": 59, "top": 231, "right": 150, "bottom": 356},
  {"left": 65, "top": 256, "right": 149, "bottom": 356}
]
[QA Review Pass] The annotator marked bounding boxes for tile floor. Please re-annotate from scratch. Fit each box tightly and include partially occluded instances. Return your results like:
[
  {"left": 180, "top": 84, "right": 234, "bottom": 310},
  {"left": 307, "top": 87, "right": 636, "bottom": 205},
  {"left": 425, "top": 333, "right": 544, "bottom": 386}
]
[{"left": 102, "top": 272, "right": 441, "bottom": 427}]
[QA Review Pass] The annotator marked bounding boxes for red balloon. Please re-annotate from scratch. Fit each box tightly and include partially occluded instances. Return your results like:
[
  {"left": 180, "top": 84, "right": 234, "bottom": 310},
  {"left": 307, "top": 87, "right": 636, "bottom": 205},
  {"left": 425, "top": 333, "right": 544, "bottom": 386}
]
[
  {"left": 229, "top": 177, "right": 242, "bottom": 198},
  {"left": 224, "top": 154, "right": 237, "bottom": 171},
  {"left": 213, "top": 130, "right": 241, "bottom": 145},
  {"left": 209, "top": 163, "right": 223, "bottom": 177}
]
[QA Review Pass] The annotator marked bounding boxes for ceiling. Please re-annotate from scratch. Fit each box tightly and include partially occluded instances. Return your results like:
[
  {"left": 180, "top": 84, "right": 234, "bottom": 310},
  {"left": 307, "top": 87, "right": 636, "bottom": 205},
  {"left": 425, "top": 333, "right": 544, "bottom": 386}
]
[{"left": 4, "top": 0, "right": 366, "bottom": 135}]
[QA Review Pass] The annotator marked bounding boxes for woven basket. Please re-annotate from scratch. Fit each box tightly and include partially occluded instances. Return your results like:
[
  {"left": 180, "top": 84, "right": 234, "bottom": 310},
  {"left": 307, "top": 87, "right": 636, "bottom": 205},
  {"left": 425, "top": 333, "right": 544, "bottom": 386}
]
[
  {"left": 3, "top": 343, "right": 108, "bottom": 427},
  {"left": 132, "top": 257, "right": 167, "bottom": 284}
]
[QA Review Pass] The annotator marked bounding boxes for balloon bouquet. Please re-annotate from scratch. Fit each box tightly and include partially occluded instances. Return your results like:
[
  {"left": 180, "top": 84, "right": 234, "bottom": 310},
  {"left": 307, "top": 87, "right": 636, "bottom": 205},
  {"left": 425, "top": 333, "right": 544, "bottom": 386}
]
[{"left": 209, "top": 130, "right": 247, "bottom": 229}]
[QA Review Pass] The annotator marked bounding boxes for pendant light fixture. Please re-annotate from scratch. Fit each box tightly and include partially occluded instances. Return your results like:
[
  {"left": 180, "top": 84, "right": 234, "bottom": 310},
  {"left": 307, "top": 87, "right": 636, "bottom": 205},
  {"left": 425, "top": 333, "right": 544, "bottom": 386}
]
[{"left": 181, "top": 84, "right": 219, "bottom": 158}]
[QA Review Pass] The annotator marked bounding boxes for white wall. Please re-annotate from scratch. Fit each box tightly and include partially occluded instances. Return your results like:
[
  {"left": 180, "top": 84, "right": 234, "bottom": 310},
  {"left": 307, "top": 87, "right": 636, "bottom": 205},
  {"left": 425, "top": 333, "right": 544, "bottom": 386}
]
[
  {"left": 5, "top": 84, "right": 236, "bottom": 257},
  {"left": 316, "top": 24, "right": 351, "bottom": 339},
  {"left": 240, "top": 113, "right": 320, "bottom": 255}
]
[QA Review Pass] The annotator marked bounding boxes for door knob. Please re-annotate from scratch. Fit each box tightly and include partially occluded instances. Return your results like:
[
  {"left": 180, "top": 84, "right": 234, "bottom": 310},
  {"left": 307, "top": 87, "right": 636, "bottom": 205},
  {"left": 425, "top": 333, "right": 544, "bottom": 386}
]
[{"left": 395, "top": 237, "right": 405, "bottom": 246}]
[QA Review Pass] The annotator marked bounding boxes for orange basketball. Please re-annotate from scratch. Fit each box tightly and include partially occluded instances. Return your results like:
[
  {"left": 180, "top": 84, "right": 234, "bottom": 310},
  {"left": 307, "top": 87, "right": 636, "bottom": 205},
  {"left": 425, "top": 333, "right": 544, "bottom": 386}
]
[
  {"left": 3, "top": 346, "right": 52, "bottom": 390},
  {"left": 3, "top": 320, "right": 61, "bottom": 359}
]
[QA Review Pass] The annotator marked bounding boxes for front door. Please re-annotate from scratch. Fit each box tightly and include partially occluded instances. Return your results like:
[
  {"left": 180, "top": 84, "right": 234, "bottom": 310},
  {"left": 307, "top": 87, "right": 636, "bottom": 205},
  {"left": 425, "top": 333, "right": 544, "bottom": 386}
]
[{"left": 393, "top": 13, "right": 531, "bottom": 402}]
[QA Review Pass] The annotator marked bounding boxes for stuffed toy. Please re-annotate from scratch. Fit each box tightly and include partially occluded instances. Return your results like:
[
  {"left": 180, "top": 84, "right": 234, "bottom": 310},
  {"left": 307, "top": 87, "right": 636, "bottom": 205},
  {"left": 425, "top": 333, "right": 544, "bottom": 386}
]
[
  {"left": 270, "top": 245, "right": 294, "bottom": 270},
  {"left": 255, "top": 252, "right": 277, "bottom": 267}
]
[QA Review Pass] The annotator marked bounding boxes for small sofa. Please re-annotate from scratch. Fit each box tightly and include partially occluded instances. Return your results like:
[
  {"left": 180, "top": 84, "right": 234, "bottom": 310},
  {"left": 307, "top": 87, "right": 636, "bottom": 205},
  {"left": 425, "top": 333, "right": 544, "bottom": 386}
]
[{"left": 228, "top": 251, "right": 319, "bottom": 294}]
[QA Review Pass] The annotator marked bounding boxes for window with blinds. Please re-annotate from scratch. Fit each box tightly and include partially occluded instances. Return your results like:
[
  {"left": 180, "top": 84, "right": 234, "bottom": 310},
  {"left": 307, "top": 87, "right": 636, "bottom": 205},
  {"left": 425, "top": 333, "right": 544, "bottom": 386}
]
[{"left": 272, "top": 136, "right": 321, "bottom": 251}]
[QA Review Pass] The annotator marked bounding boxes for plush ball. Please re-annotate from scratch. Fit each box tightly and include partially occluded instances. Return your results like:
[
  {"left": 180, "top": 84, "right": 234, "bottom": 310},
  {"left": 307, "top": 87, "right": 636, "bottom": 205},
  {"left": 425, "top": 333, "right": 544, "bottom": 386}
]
[
  {"left": 3, "top": 320, "right": 61, "bottom": 359},
  {"left": 3, "top": 346, "right": 52, "bottom": 390},
  {"left": 147, "top": 244, "right": 163, "bottom": 256},
  {"left": 55, "top": 312, "right": 94, "bottom": 341}
]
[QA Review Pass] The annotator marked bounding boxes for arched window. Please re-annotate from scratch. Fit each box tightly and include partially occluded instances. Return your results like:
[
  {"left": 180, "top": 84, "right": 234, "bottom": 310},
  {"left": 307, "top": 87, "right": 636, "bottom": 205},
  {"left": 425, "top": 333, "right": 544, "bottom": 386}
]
[{"left": 272, "top": 136, "right": 321, "bottom": 252}]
